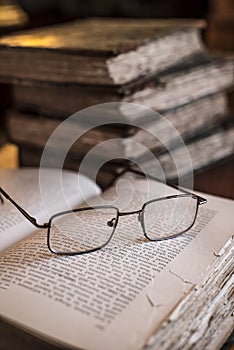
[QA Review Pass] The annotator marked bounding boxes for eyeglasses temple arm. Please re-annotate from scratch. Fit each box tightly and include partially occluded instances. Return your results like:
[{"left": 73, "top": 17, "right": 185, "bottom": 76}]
[
  {"left": 0, "top": 187, "right": 49, "bottom": 228},
  {"left": 125, "top": 168, "right": 207, "bottom": 205}
]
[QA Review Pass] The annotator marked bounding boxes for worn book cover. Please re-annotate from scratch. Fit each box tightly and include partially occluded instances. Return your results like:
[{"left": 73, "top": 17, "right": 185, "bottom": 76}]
[
  {"left": 12, "top": 119, "right": 234, "bottom": 189},
  {"left": 10, "top": 58, "right": 234, "bottom": 118},
  {"left": 0, "top": 18, "right": 205, "bottom": 85},
  {"left": 7, "top": 92, "right": 230, "bottom": 160}
]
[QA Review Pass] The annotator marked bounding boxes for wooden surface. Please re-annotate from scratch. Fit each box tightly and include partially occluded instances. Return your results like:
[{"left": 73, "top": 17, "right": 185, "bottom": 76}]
[
  {"left": 194, "top": 158, "right": 234, "bottom": 199},
  {"left": 0, "top": 320, "right": 64, "bottom": 350}
]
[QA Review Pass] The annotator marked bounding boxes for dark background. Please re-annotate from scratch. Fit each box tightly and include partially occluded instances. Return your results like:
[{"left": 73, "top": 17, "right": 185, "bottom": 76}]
[{"left": 18, "top": 0, "right": 209, "bottom": 27}]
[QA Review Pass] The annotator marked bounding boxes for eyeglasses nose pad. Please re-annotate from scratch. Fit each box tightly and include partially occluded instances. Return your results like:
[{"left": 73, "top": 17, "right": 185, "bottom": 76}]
[
  {"left": 138, "top": 212, "right": 143, "bottom": 223},
  {"left": 107, "top": 218, "right": 116, "bottom": 228}
]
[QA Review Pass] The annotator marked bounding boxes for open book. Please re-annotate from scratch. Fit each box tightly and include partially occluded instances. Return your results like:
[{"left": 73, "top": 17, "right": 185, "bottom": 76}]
[{"left": 0, "top": 168, "right": 233, "bottom": 350}]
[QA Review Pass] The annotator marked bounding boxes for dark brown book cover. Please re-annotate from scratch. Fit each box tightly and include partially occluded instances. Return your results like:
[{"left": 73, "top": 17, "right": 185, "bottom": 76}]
[
  {"left": 0, "top": 18, "right": 205, "bottom": 85},
  {"left": 11, "top": 58, "right": 234, "bottom": 118},
  {"left": 7, "top": 92, "right": 229, "bottom": 161}
]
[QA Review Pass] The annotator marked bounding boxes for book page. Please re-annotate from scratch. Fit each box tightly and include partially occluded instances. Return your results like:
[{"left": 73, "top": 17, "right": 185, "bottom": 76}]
[
  {"left": 0, "top": 175, "right": 233, "bottom": 350},
  {"left": 0, "top": 168, "right": 101, "bottom": 251}
]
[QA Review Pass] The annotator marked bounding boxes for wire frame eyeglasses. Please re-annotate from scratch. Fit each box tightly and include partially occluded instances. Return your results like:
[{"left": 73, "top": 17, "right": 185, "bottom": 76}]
[{"left": 0, "top": 168, "right": 207, "bottom": 256}]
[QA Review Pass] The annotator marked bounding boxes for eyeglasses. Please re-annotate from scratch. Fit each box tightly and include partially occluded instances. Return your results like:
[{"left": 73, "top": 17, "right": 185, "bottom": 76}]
[{"left": 0, "top": 168, "right": 207, "bottom": 256}]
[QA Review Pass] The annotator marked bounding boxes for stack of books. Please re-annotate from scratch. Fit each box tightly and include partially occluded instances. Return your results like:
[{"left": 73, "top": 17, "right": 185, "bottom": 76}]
[{"left": 0, "top": 18, "right": 233, "bottom": 188}]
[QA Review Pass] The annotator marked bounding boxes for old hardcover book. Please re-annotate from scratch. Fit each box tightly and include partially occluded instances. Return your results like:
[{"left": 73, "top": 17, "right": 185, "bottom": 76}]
[
  {"left": 10, "top": 58, "right": 234, "bottom": 118},
  {"left": 18, "top": 146, "right": 120, "bottom": 190},
  {"left": 0, "top": 167, "right": 233, "bottom": 350},
  {"left": 0, "top": 18, "right": 206, "bottom": 85},
  {"left": 137, "top": 121, "right": 234, "bottom": 182},
  {"left": 15, "top": 119, "right": 234, "bottom": 189},
  {"left": 7, "top": 92, "right": 230, "bottom": 160}
]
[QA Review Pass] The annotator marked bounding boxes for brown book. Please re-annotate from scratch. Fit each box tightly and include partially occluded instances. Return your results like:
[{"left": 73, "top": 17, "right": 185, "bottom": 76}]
[
  {"left": 18, "top": 119, "right": 234, "bottom": 190},
  {"left": 7, "top": 93, "right": 229, "bottom": 161},
  {"left": 18, "top": 145, "right": 119, "bottom": 190},
  {"left": 0, "top": 18, "right": 205, "bottom": 85},
  {"left": 135, "top": 121, "right": 234, "bottom": 182},
  {"left": 17, "top": 120, "right": 234, "bottom": 181},
  {"left": 16, "top": 121, "right": 234, "bottom": 192},
  {"left": 11, "top": 58, "right": 234, "bottom": 118}
]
